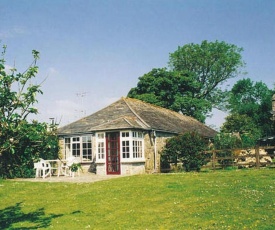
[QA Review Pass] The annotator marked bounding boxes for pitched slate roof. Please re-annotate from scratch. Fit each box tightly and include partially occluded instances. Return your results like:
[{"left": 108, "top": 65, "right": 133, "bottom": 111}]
[{"left": 57, "top": 97, "right": 217, "bottom": 137}]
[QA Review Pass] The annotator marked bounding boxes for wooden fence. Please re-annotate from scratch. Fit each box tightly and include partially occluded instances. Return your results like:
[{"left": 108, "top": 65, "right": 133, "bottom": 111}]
[
  {"left": 161, "top": 146, "right": 275, "bottom": 172},
  {"left": 203, "top": 146, "right": 275, "bottom": 170}
]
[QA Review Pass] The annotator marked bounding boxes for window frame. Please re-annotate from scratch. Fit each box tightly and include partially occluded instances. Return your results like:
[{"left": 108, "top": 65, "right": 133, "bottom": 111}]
[
  {"left": 96, "top": 132, "right": 105, "bottom": 163},
  {"left": 82, "top": 136, "right": 93, "bottom": 162},
  {"left": 63, "top": 135, "right": 93, "bottom": 163},
  {"left": 121, "top": 131, "right": 130, "bottom": 159},
  {"left": 120, "top": 130, "right": 145, "bottom": 162}
]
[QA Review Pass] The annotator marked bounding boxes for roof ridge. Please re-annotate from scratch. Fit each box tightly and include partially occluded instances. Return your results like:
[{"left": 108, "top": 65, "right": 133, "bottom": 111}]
[
  {"left": 122, "top": 97, "right": 151, "bottom": 128},
  {"left": 123, "top": 117, "right": 135, "bottom": 127}
]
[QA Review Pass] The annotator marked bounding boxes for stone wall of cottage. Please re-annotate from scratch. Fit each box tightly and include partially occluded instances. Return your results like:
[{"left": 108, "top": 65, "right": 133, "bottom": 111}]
[
  {"left": 95, "top": 163, "right": 105, "bottom": 175},
  {"left": 58, "top": 138, "right": 65, "bottom": 159},
  {"left": 144, "top": 132, "right": 173, "bottom": 173},
  {"left": 121, "top": 162, "right": 145, "bottom": 175}
]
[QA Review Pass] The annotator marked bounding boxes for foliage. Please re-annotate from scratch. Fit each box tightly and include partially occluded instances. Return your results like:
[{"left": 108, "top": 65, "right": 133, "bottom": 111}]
[
  {"left": 212, "top": 133, "right": 241, "bottom": 167},
  {"left": 225, "top": 78, "right": 275, "bottom": 136},
  {"left": 69, "top": 163, "right": 82, "bottom": 172},
  {"left": 1, "top": 169, "right": 274, "bottom": 229},
  {"left": 221, "top": 114, "right": 258, "bottom": 134},
  {"left": 212, "top": 132, "right": 258, "bottom": 167},
  {"left": 128, "top": 40, "right": 245, "bottom": 122},
  {"left": 220, "top": 114, "right": 262, "bottom": 146},
  {"left": 241, "top": 133, "right": 259, "bottom": 148},
  {"left": 0, "top": 122, "right": 59, "bottom": 178},
  {"left": 0, "top": 45, "right": 59, "bottom": 178},
  {"left": 162, "top": 132, "right": 207, "bottom": 172}
]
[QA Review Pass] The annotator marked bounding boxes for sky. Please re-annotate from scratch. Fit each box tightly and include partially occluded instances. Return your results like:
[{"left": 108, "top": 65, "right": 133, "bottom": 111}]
[{"left": 1, "top": 0, "right": 275, "bottom": 130}]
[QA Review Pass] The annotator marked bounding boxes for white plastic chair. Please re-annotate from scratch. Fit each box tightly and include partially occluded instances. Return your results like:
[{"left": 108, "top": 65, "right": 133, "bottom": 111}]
[{"left": 34, "top": 159, "right": 51, "bottom": 179}]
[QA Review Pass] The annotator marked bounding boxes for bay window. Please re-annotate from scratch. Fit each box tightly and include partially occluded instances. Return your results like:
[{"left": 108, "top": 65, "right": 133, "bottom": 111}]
[{"left": 121, "top": 131, "right": 144, "bottom": 161}]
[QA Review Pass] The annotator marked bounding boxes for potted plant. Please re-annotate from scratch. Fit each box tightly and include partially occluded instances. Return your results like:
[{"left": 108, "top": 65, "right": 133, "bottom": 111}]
[{"left": 69, "top": 163, "right": 82, "bottom": 177}]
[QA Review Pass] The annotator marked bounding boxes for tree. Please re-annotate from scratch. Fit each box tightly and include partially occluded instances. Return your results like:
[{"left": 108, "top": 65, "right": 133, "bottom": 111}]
[
  {"left": 221, "top": 114, "right": 260, "bottom": 135},
  {"left": 0, "top": 45, "right": 59, "bottom": 178},
  {"left": 220, "top": 114, "right": 260, "bottom": 147},
  {"left": 225, "top": 78, "right": 274, "bottom": 137},
  {"left": 161, "top": 132, "right": 207, "bottom": 172},
  {"left": 128, "top": 40, "right": 245, "bottom": 122}
]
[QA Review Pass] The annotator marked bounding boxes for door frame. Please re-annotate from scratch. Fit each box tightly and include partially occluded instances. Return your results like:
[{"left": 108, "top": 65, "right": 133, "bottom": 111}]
[{"left": 106, "top": 132, "right": 121, "bottom": 175}]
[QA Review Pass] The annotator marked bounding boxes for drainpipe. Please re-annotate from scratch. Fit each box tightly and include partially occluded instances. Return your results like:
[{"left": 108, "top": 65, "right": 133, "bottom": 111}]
[{"left": 152, "top": 130, "right": 157, "bottom": 172}]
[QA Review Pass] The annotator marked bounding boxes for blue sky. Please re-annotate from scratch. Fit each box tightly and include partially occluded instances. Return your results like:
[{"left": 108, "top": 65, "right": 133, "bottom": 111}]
[{"left": 1, "top": 0, "right": 274, "bottom": 129}]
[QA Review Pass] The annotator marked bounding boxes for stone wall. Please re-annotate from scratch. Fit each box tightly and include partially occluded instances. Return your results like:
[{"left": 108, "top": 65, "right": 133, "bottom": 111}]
[
  {"left": 144, "top": 131, "right": 173, "bottom": 173},
  {"left": 121, "top": 162, "right": 145, "bottom": 175},
  {"left": 58, "top": 138, "right": 65, "bottom": 158}
]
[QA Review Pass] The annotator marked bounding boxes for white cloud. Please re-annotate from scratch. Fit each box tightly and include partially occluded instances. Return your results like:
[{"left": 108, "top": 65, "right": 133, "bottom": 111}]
[
  {"left": 47, "top": 67, "right": 58, "bottom": 75},
  {"left": 0, "top": 26, "right": 27, "bottom": 39}
]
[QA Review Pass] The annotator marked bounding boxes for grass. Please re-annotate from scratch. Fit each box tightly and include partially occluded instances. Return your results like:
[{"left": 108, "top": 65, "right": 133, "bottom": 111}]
[{"left": 0, "top": 169, "right": 274, "bottom": 229}]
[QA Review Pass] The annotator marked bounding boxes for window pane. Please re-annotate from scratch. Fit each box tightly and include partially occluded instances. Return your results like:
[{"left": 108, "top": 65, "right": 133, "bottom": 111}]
[
  {"left": 72, "top": 142, "right": 80, "bottom": 157},
  {"left": 122, "top": 132, "right": 129, "bottom": 137},
  {"left": 133, "top": 140, "right": 142, "bottom": 158},
  {"left": 122, "top": 140, "right": 130, "bottom": 158},
  {"left": 97, "top": 141, "right": 105, "bottom": 159},
  {"left": 82, "top": 136, "right": 92, "bottom": 161},
  {"left": 98, "top": 133, "right": 104, "bottom": 139}
]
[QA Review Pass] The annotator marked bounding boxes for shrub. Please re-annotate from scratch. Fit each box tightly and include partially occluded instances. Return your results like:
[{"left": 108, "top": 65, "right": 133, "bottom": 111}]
[
  {"left": 161, "top": 131, "right": 207, "bottom": 172},
  {"left": 0, "top": 122, "right": 59, "bottom": 178}
]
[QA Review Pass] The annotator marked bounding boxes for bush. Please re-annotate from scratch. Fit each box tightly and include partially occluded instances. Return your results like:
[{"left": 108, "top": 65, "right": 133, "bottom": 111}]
[
  {"left": 0, "top": 122, "right": 59, "bottom": 178},
  {"left": 161, "top": 131, "right": 207, "bottom": 172}
]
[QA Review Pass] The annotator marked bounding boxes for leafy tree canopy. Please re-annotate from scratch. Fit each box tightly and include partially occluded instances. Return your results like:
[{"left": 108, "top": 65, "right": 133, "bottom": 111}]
[
  {"left": 221, "top": 113, "right": 259, "bottom": 134},
  {"left": 224, "top": 78, "right": 274, "bottom": 137},
  {"left": 0, "top": 45, "right": 59, "bottom": 178},
  {"left": 128, "top": 40, "right": 245, "bottom": 122}
]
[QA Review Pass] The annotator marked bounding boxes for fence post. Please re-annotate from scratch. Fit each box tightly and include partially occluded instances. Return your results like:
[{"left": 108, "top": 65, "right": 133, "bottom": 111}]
[
  {"left": 212, "top": 150, "right": 216, "bottom": 170},
  {"left": 255, "top": 146, "right": 260, "bottom": 169}
]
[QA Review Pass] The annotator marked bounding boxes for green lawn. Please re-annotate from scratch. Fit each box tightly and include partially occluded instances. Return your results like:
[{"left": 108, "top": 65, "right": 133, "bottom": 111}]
[{"left": 0, "top": 169, "right": 274, "bottom": 229}]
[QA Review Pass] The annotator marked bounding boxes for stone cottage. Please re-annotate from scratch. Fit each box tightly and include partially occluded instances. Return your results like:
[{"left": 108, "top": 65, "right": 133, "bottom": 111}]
[{"left": 57, "top": 97, "right": 216, "bottom": 175}]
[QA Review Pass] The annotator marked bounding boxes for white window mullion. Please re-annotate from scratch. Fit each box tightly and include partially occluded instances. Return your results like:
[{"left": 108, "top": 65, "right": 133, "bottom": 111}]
[
  {"left": 130, "top": 138, "right": 133, "bottom": 160},
  {"left": 80, "top": 138, "right": 83, "bottom": 161}
]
